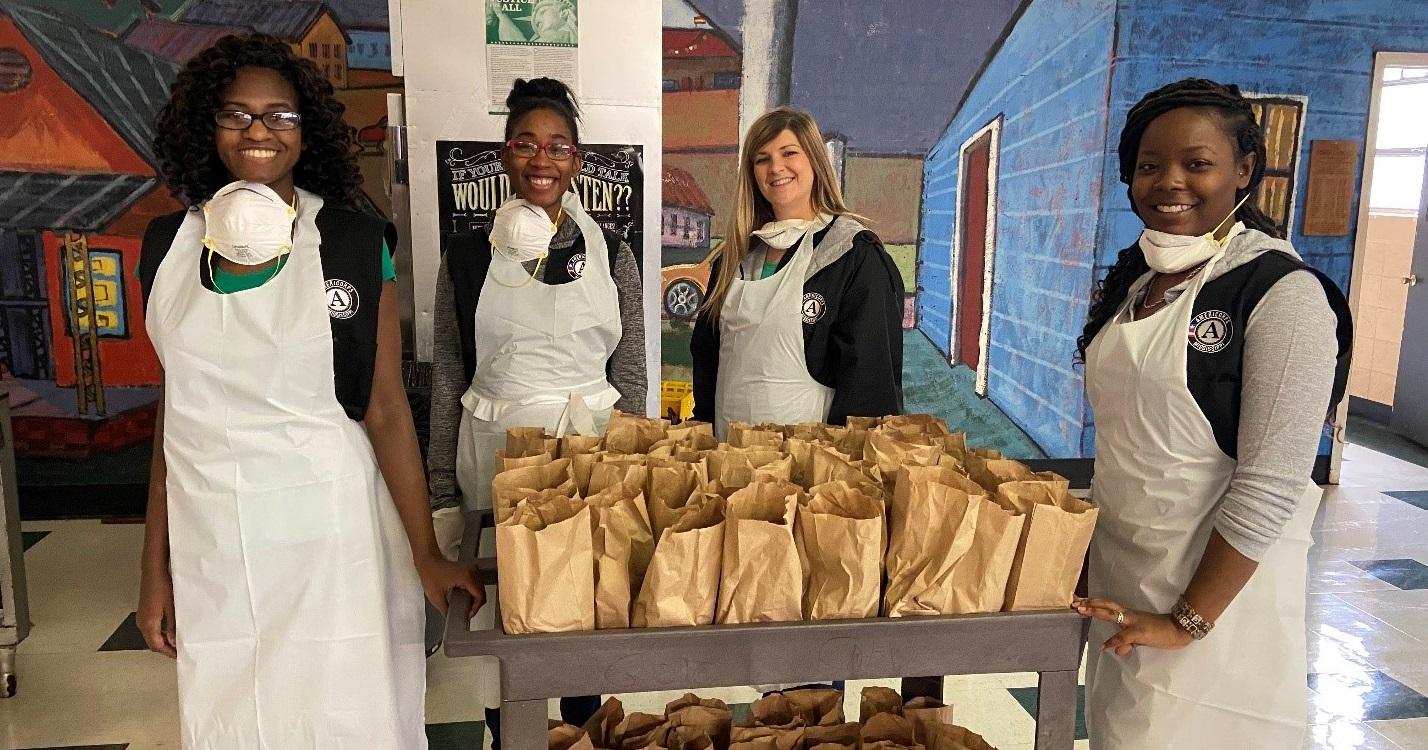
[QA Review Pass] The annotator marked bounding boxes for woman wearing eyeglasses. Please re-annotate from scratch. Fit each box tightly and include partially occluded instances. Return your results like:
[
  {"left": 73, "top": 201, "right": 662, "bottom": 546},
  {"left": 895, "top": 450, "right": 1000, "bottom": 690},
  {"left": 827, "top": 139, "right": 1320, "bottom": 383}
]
[
  {"left": 136, "top": 34, "right": 480, "bottom": 748},
  {"left": 426, "top": 76, "right": 645, "bottom": 745}
]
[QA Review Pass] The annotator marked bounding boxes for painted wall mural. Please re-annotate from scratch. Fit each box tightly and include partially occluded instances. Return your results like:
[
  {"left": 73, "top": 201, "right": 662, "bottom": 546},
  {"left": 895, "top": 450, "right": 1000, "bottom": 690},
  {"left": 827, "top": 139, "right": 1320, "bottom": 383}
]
[
  {"left": 0, "top": 0, "right": 400, "bottom": 498},
  {"left": 661, "top": 0, "right": 1428, "bottom": 461}
]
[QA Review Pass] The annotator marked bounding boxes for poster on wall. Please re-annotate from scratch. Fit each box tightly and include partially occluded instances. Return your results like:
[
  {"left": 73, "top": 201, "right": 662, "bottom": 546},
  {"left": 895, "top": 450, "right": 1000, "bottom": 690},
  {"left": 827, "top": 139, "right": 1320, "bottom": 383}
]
[
  {"left": 436, "top": 140, "right": 643, "bottom": 269},
  {"left": 486, "top": 0, "right": 580, "bottom": 112}
]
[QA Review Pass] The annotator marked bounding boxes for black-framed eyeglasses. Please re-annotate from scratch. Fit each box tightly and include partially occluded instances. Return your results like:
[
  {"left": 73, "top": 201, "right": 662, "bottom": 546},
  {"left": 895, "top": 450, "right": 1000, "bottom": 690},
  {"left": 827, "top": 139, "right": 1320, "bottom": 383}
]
[
  {"left": 505, "top": 139, "right": 580, "bottom": 161},
  {"left": 214, "top": 110, "right": 303, "bottom": 132}
]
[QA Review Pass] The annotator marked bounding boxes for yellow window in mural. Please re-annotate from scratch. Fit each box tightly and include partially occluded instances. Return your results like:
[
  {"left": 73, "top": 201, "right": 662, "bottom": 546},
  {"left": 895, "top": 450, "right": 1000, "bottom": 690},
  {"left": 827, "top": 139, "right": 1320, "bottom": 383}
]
[
  {"left": 1247, "top": 96, "right": 1306, "bottom": 236},
  {"left": 64, "top": 250, "right": 127, "bottom": 338}
]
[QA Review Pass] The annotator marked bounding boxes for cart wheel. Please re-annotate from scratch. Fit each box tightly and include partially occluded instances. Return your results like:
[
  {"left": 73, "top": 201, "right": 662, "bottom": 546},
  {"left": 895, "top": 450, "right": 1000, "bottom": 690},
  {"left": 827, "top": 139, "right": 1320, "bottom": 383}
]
[{"left": 0, "top": 672, "right": 15, "bottom": 698}]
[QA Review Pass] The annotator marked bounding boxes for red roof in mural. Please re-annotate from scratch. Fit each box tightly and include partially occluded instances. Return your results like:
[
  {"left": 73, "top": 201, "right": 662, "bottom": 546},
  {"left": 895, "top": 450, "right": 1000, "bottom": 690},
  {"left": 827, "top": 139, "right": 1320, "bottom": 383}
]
[
  {"left": 122, "top": 18, "right": 247, "bottom": 64},
  {"left": 663, "top": 30, "right": 737, "bottom": 59},
  {"left": 663, "top": 165, "right": 713, "bottom": 215}
]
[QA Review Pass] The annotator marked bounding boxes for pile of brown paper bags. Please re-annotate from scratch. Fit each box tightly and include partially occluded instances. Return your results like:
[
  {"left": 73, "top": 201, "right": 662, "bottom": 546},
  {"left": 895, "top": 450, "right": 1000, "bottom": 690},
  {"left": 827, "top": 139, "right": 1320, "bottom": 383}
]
[
  {"left": 494, "top": 412, "right": 1098, "bottom": 635},
  {"left": 549, "top": 688, "right": 996, "bottom": 749}
]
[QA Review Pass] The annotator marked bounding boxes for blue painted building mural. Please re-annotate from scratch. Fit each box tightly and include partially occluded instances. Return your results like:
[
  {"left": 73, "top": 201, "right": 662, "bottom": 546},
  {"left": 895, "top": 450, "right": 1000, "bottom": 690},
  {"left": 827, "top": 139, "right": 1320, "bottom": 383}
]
[{"left": 920, "top": 0, "right": 1428, "bottom": 458}]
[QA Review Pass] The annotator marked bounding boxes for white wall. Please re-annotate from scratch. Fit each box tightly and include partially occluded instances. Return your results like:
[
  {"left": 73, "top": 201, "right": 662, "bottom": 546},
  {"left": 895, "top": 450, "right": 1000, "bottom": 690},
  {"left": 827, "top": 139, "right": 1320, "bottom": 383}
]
[{"left": 391, "top": 0, "right": 663, "bottom": 415}]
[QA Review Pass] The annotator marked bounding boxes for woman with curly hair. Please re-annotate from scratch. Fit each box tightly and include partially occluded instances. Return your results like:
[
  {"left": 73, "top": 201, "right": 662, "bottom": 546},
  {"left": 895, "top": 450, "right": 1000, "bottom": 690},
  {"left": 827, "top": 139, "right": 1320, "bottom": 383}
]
[{"left": 135, "top": 34, "right": 480, "bottom": 748}]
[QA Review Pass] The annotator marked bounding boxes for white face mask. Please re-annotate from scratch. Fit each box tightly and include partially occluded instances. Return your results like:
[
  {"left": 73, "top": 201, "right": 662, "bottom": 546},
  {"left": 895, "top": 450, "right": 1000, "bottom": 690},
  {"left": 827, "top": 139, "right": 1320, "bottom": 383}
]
[
  {"left": 1138, "top": 194, "right": 1249, "bottom": 274},
  {"left": 752, "top": 213, "right": 833, "bottom": 250},
  {"left": 202, "top": 181, "right": 297, "bottom": 265},
  {"left": 489, "top": 197, "right": 558, "bottom": 262}
]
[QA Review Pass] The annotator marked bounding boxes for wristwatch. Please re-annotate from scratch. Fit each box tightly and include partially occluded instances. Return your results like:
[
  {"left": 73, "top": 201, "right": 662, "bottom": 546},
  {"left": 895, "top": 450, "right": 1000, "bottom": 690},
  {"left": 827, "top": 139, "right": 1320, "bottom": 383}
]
[{"left": 1172, "top": 597, "right": 1214, "bottom": 640}]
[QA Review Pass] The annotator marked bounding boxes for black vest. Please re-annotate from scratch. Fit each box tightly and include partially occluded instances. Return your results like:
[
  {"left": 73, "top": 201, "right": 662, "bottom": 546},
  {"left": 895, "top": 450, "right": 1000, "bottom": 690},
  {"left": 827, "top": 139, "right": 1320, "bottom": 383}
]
[
  {"left": 443, "top": 226, "right": 624, "bottom": 384},
  {"left": 139, "top": 206, "right": 395, "bottom": 422},
  {"left": 1184, "top": 250, "right": 1353, "bottom": 459}
]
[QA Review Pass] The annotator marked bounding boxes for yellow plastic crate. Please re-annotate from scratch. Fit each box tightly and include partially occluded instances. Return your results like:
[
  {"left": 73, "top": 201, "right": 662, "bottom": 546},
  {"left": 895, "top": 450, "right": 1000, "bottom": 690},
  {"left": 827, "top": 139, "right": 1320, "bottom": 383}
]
[{"left": 661, "top": 380, "right": 695, "bottom": 422}]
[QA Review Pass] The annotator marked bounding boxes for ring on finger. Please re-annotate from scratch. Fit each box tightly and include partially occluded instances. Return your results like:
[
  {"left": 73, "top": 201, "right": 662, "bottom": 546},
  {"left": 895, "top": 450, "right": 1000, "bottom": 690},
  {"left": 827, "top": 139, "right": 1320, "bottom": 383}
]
[{"left": 1115, "top": 610, "right": 1126, "bottom": 626}]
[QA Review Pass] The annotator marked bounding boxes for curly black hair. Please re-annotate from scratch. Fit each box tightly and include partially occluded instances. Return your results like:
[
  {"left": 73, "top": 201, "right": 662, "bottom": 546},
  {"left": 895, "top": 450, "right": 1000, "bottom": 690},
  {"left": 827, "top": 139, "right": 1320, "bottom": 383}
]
[
  {"left": 1077, "top": 78, "right": 1278, "bottom": 360},
  {"left": 504, "top": 77, "right": 581, "bottom": 143},
  {"left": 153, "top": 34, "right": 362, "bottom": 206}
]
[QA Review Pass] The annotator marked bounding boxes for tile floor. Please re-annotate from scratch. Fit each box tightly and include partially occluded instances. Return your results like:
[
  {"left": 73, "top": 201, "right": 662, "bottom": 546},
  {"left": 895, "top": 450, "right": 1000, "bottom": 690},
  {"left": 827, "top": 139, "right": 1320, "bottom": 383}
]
[{"left": 1, "top": 442, "right": 1426, "bottom": 749}]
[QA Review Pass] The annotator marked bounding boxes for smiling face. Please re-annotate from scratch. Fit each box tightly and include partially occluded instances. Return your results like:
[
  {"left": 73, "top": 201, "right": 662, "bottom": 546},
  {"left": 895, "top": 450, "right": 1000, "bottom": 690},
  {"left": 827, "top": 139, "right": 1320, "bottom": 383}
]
[
  {"left": 1131, "top": 107, "right": 1254, "bottom": 238},
  {"left": 214, "top": 66, "right": 302, "bottom": 202},
  {"left": 752, "top": 128, "right": 816, "bottom": 221},
  {"left": 503, "top": 107, "right": 580, "bottom": 219}
]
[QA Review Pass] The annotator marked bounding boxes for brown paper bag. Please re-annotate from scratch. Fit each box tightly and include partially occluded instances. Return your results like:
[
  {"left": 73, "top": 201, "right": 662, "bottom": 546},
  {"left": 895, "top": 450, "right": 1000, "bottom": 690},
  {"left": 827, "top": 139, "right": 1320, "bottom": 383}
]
[
  {"left": 612, "top": 713, "right": 669, "bottom": 750},
  {"left": 787, "top": 422, "right": 849, "bottom": 444},
  {"left": 809, "top": 446, "right": 863, "bottom": 486},
  {"left": 940, "top": 433, "right": 969, "bottom": 461},
  {"left": 943, "top": 496, "right": 1025, "bottom": 614},
  {"left": 919, "top": 722, "right": 997, "bottom": 750},
  {"left": 835, "top": 428, "right": 870, "bottom": 461},
  {"left": 605, "top": 410, "right": 670, "bottom": 454},
  {"left": 735, "top": 694, "right": 804, "bottom": 750},
  {"left": 866, "top": 431, "right": 943, "bottom": 474},
  {"left": 862, "top": 712, "right": 920, "bottom": 746},
  {"left": 804, "top": 722, "right": 862, "bottom": 748},
  {"left": 729, "top": 726, "right": 801, "bottom": 750},
  {"left": 590, "top": 460, "right": 650, "bottom": 499},
  {"left": 491, "top": 458, "right": 576, "bottom": 523},
  {"left": 899, "top": 464, "right": 986, "bottom": 499},
  {"left": 506, "top": 426, "right": 554, "bottom": 457},
  {"left": 729, "top": 738, "right": 780, "bottom": 750},
  {"left": 729, "top": 421, "right": 787, "bottom": 449},
  {"left": 882, "top": 413, "right": 950, "bottom": 437},
  {"left": 668, "top": 419, "right": 715, "bottom": 441},
  {"left": 996, "top": 480, "right": 1098, "bottom": 611},
  {"left": 902, "top": 697, "right": 954, "bottom": 739},
  {"left": 632, "top": 496, "right": 727, "bottom": 627},
  {"left": 860, "top": 686, "right": 904, "bottom": 723},
  {"left": 664, "top": 725, "right": 713, "bottom": 750},
  {"left": 664, "top": 694, "right": 732, "bottom": 749},
  {"left": 647, "top": 462, "right": 707, "bottom": 542},
  {"left": 797, "top": 482, "right": 883, "bottom": 620},
  {"left": 884, "top": 467, "right": 982, "bottom": 616},
  {"left": 588, "top": 484, "right": 656, "bottom": 629},
  {"left": 706, "top": 447, "right": 792, "bottom": 494},
  {"left": 846, "top": 416, "right": 882, "bottom": 430},
  {"left": 496, "top": 449, "right": 555, "bottom": 473},
  {"left": 549, "top": 722, "right": 597, "bottom": 750},
  {"left": 581, "top": 696, "right": 626, "bottom": 747},
  {"left": 782, "top": 687, "right": 845, "bottom": 726},
  {"left": 560, "top": 433, "right": 605, "bottom": 457},
  {"left": 497, "top": 494, "right": 594, "bottom": 633},
  {"left": 717, "top": 480, "right": 804, "bottom": 623}
]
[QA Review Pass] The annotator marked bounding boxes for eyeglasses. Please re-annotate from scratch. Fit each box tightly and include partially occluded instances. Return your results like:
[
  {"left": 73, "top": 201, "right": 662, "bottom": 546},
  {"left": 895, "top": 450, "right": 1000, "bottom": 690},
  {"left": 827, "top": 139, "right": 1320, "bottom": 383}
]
[
  {"left": 214, "top": 110, "right": 303, "bottom": 132},
  {"left": 505, "top": 139, "right": 580, "bottom": 161}
]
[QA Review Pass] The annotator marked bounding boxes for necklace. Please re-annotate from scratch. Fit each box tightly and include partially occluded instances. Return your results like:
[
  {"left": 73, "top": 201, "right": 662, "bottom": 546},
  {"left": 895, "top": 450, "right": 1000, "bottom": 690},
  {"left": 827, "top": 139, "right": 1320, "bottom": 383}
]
[{"left": 1134, "top": 259, "right": 1212, "bottom": 320}]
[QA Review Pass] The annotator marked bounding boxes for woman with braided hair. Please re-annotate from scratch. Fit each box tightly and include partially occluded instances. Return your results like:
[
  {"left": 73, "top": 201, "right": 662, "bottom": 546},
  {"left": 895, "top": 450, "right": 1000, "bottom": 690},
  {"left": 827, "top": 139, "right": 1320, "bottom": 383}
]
[{"left": 1071, "top": 79, "right": 1352, "bottom": 748}]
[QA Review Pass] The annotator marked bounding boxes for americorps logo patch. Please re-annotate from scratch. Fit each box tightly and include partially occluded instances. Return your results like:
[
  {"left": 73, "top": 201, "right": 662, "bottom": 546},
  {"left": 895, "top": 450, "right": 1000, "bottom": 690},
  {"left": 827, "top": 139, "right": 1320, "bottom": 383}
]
[
  {"left": 801, "top": 292, "right": 827, "bottom": 324},
  {"left": 1189, "top": 309, "right": 1232, "bottom": 353},
  {"left": 567, "top": 252, "right": 587, "bottom": 279},
  {"left": 325, "top": 279, "right": 358, "bottom": 319}
]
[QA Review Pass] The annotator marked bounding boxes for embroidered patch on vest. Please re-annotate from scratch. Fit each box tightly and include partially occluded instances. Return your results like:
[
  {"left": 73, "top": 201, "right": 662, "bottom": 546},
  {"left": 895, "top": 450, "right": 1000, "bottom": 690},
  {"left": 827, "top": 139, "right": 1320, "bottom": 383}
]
[
  {"left": 1188, "top": 309, "right": 1232, "bottom": 354},
  {"left": 567, "top": 252, "right": 587, "bottom": 279},
  {"left": 802, "top": 292, "right": 827, "bottom": 324},
  {"left": 325, "top": 279, "right": 359, "bottom": 319}
]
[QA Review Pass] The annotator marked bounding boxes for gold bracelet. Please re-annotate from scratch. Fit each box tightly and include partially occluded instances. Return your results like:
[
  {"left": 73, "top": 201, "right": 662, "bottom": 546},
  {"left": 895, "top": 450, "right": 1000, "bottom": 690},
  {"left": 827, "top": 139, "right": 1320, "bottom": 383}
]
[{"left": 1172, "top": 597, "right": 1214, "bottom": 640}]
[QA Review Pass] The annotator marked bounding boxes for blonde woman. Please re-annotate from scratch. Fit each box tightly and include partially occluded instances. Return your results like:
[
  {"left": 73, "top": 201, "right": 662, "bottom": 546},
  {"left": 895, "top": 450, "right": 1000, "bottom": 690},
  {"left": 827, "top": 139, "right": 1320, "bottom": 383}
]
[{"left": 691, "top": 107, "right": 905, "bottom": 437}]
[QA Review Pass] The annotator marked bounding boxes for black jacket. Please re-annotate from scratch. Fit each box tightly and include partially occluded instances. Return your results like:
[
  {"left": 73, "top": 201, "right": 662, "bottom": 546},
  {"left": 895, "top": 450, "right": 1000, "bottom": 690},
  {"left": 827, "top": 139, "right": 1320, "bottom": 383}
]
[{"left": 691, "top": 216, "right": 905, "bottom": 425}]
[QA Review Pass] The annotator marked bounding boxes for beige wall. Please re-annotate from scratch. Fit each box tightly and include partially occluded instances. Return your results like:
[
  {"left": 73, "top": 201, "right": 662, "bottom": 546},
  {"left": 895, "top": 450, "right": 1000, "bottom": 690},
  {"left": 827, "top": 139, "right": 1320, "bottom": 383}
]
[{"left": 1350, "top": 213, "right": 1417, "bottom": 405}]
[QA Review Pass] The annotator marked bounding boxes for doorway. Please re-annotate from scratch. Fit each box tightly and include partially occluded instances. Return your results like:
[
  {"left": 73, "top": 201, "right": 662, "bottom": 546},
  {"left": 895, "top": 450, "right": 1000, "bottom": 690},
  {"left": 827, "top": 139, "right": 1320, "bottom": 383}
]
[
  {"left": 950, "top": 117, "right": 1001, "bottom": 396},
  {"left": 1343, "top": 53, "right": 1428, "bottom": 472}
]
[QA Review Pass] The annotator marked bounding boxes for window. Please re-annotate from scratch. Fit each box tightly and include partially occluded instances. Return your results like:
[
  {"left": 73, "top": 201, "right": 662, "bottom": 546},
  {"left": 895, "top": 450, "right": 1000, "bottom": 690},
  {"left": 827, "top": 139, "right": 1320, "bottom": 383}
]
[
  {"left": 709, "top": 71, "right": 741, "bottom": 90},
  {"left": 322, "top": 43, "right": 331, "bottom": 58},
  {"left": 309, "top": 42, "right": 318, "bottom": 57},
  {"left": 1246, "top": 96, "right": 1305, "bottom": 236},
  {"left": 663, "top": 79, "right": 680, "bottom": 92},
  {"left": 63, "top": 249, "right": 127, "bottom": 339},
  {"left": 0, "top": 48, "right": 33, "bottom": 92},
  {"left": 1368, "top": 68, "right": 1428, "bottom": 215}
]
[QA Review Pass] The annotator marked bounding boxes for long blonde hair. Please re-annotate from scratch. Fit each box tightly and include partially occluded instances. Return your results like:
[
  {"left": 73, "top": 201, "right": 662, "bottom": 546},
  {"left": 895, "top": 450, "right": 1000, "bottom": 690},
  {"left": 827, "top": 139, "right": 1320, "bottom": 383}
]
[{"left": 701, "top": 107, "right": 861, "bottom": 318}]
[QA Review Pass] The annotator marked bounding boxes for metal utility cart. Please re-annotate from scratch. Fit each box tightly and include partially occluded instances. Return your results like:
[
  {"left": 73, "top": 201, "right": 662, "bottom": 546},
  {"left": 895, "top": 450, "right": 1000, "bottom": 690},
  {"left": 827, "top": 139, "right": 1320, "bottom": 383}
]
[
  {"left": 445, "top": 511, "right": 1087, "bottom": 749},
  {"left": 0, "top": 390, "right": 32, "bottom": 698}
]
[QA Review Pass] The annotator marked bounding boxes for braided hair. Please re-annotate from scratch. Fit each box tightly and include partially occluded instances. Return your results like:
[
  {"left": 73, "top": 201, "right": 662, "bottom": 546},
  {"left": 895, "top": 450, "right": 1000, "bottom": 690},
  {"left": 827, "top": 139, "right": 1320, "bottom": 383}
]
[
  {"left": 504, "top": 77, "right": 581, "bottom": 143},
  {"left": 1077, "top": 78, "right": 1280, "bottom": 360}
]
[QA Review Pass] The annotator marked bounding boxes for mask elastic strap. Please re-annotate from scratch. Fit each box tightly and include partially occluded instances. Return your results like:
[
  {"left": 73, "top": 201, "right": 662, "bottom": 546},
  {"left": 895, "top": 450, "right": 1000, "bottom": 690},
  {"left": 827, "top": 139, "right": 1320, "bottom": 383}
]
[{"left": 1208, "top": 193, "right": 1251, "bottom": 244}]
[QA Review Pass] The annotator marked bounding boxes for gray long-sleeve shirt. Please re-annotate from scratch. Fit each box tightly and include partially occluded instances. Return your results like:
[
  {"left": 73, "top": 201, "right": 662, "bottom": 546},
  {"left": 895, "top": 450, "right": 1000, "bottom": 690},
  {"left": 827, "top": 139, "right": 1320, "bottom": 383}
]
[
  {"left": 427, "top": 219, "right": 646, "bottom": 510},
  {"left": 1146, "top": 229, "right": 1338, "bottom": 561}
]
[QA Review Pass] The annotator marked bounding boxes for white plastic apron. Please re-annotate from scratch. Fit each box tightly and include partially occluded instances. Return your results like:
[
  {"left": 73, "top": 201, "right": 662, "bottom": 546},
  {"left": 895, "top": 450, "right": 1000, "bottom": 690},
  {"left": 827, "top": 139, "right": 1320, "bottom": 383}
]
[
  {"left": 1083, "top": 252, "right": 1319, "bottom": 750},
  {"left": 454, "top": 192, "right": 621, "bottom": 709},
  {"left": 713, "top": 227, "right": 833, "bottom": 440},
  {"left": 146, "top": 190, "right": 427, "bottom": 749}
]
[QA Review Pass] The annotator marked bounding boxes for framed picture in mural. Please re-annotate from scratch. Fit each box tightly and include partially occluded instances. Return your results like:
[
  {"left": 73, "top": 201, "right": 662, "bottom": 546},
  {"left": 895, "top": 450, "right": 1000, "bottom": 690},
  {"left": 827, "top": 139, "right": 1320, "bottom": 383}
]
[{"left": 435, "top": 140, "right": 643, "bottom": 268}]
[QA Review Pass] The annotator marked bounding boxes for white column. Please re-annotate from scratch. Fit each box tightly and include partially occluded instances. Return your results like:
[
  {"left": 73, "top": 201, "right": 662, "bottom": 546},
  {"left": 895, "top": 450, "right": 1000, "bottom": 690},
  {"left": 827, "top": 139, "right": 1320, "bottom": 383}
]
[{"left": 739, "top": 0, "right": 799, "bottom": 142}]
